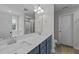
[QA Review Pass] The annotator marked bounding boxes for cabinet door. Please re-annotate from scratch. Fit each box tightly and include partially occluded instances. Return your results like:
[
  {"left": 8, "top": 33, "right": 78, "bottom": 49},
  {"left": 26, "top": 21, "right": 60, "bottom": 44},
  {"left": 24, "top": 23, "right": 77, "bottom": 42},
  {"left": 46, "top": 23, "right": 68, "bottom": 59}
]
[
  {"left": 28, "top": 46, "right": 39, "bottom": 54},
  {"left": 40, "top": 46, "right": 47, "bottom": 54},
  {"left": 47, "top": 36, "right": 52, "bottom": 54},
  {"left": 39, "top": 40, "right": 47, "bottom": 54},
  {"left": 40, "top": 40, "right": 47, "bottom": 48}
]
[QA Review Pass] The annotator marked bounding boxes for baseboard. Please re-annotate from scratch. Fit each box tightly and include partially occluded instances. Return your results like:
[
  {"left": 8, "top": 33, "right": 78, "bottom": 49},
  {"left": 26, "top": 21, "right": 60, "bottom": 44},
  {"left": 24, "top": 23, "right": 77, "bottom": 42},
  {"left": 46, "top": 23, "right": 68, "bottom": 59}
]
[{"left": 56, "top": 44, "right": 73, "bottom": 48}]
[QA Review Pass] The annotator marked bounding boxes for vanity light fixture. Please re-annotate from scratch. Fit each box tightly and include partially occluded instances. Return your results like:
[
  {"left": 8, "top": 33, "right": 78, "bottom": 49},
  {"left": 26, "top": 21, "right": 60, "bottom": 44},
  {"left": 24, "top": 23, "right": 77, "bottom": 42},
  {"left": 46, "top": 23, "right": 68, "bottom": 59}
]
[{"left": 34, "top": 5, "right": 44, "bottom": 14}]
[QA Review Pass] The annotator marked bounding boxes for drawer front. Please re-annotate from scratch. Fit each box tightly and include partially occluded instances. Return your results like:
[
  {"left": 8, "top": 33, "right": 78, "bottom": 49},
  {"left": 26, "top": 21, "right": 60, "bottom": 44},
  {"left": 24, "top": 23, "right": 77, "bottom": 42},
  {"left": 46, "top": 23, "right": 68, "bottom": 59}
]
[
  {"left": 28, "top": 46, "right": 39, "bottom": 54},
  {"left": 40, "top": 46, "right": 47, "bottom": 54},
  {"left": 40, "top": 40, "right": 47, "bottom": 48}
]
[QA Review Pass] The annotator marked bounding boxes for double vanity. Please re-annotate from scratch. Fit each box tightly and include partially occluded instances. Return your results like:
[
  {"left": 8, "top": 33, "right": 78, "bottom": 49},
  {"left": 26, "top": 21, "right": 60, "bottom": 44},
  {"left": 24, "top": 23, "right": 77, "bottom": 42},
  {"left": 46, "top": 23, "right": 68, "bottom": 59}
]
[{"left": 0, "top": 33, "right": 52, "bottom": 54}]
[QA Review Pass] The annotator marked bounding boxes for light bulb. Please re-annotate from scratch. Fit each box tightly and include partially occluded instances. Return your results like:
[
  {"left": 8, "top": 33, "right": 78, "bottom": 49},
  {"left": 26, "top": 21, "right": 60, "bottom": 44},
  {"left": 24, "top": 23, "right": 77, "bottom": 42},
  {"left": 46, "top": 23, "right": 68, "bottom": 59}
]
[
  {"left": 37, "top": 11, "right": 40, "bottom": 14},
  {"left": 38, "top": 6, "right": 41, "bottom": 10},
  {"left": 40, "top": 9, "right": 44, "bottom": 13},
  {"left": 34, "top": 9, "right": 37, "bottom": 12},
  {"left": 34, "top": 6, "right": 38, "bottom": 12},
  {"left": 8, "top": 10, "right": 12, "bottom": 13}
]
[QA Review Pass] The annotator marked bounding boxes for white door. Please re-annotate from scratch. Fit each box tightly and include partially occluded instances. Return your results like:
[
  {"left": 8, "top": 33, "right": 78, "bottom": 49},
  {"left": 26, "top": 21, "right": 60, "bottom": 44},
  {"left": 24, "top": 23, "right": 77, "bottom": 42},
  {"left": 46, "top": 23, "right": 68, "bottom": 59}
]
[{"left": 59, "top": 14, "right": 73, "bottom": 46}]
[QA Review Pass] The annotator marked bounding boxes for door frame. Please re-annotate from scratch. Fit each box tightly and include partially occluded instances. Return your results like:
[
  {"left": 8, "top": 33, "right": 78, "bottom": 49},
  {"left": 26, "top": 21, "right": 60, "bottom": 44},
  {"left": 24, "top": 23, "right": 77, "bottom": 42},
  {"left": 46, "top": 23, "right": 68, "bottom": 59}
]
[{"left": 58, "top": 14, "right": 74, "bottom": 46}]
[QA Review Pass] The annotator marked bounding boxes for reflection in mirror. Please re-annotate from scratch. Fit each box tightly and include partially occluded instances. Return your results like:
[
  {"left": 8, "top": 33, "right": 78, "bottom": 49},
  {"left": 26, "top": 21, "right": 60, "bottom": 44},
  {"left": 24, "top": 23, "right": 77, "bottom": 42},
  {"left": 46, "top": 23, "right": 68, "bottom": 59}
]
[
  {"left": 24, "top": 7, "right": 35, "bottom": 34},
  {"left": 24, "top": 16, "right": 35, "bottom": 34},
  {"left": 12, "top": 16, "right": 18, "bottom": 37},
  {"left": 12, "top": 16, "right": 17, "bottom": 31}
]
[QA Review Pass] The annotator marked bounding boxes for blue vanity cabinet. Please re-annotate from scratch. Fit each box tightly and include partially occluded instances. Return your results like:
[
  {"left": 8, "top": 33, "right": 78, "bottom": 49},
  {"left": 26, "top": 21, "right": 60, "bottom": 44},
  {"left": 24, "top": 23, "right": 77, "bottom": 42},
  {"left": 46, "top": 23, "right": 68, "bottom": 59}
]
[
  {"left": 46, "top": 35, "right": 52, "bottom": 54},
  {"left": 28, "top": 35, "right": 52, "bottom": 54},
  {"left": 39, "top": 40, "right": 47, "bottom": 54},
  {"left": 39, "top": 35, "right": 52, "bottom": 54}
]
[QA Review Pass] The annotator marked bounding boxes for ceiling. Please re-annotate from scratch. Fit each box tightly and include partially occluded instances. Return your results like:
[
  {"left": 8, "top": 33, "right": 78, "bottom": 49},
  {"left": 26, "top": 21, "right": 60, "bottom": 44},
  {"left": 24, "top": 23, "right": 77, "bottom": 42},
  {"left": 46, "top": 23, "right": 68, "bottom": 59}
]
[
  {"left": 54, "top": 4, "right": 79, "bottom": 12},
  {"left": 1, "top": 4, "right": 79, "bottom": 17},
  {"left": 0, "top": 4, "right": 35, "bottom": 18}
]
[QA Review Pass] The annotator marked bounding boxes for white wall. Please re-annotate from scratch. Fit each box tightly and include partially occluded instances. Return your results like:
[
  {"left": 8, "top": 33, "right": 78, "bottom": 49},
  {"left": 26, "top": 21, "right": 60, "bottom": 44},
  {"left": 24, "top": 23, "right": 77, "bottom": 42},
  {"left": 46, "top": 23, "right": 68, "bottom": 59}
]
[
  {"left": 55, "top": 6, "right": 79, "bottom": 50},
  {"left": 42, "top": 5, "right": 54, "bottom": 36},
  {"left": 35, "top": 4, "right": 54, "bottom": 36},
  {"left": 0, "top": 11, "right": 12, "bottom": 38},
  {"left": 35, "top": 14, "right": 43, "bottom": 34},
  {"left": 73, "top": 10, "right": 79, "bottom": 50}
]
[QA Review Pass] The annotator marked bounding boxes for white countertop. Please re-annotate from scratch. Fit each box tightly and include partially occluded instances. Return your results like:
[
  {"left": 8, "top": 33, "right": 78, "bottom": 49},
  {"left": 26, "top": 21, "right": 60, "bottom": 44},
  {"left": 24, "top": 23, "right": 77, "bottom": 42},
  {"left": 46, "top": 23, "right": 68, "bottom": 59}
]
[{"left": 0, "top": 33, "right": 52, "bottom": 54}]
